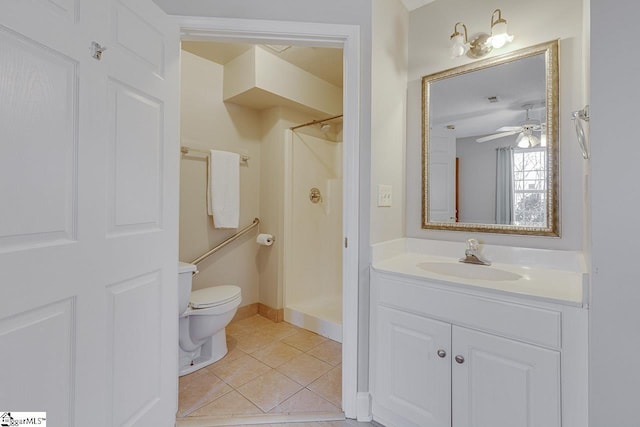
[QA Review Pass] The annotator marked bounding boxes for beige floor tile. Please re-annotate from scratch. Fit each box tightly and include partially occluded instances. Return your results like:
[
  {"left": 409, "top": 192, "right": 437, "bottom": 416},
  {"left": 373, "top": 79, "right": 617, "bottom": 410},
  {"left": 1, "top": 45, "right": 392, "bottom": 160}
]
[
  {"left": 227, "top": 314, "right": 273, "bottom": 336},
  {"left": 277, "top": 353, "right": 333, "bottom": 386},
  {"left": 178, "top": 367, "right": 209, "bottom": 393},
  {"left": 178, "top": 370, "right": 232, "bottom": 417},
  {"left": 210, "top": 354, "right": 271, "bottom": 388},
  {"left": 281, "top": 330, "right": 328, "bottom": 352},
  {"left": 222, "top": 342, "right": 248, "bottom": 363},
  {"left": 177, "top": 314, "right": 348, "bottom": 423},
  {"left": 251, "top": 341, "right": 304, "bottom": 368},
  {"left": 260, "top": 322, "right": 300, "bottom": 340},
  {"left": 236, "top": 370, "right": 303, "bottom": 412},
  {"left": 269, "top": 388, "right": 341, "bottom": 414},
  {"left": 234, "top": 330, "right": 279, "bottom": 353},
  {"left": 189, "top": 390, "right": 262, "bottom": 417},
  {"left": 308, "top": 365, "right": 342, "bottom": 408},
  {"left": 307, "top": 340, "right": 342, "bottom": 366},
  {"left": 204, "top": 337, "right": 247, "bottom": 374}
]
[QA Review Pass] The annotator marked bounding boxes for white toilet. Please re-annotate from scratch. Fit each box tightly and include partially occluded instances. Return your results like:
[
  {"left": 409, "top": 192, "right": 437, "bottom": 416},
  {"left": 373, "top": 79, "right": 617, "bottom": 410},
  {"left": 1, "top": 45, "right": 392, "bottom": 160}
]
[{"left": 178, "top": 262, "right": 242, "bottom": 376}]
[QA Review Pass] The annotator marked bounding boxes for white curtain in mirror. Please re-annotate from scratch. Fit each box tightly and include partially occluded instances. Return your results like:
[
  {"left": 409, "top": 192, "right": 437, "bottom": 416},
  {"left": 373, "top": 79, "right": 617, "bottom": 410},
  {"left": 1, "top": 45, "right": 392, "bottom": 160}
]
[{"left": 495, "top": 146, "right": 514, "bottom": 224}]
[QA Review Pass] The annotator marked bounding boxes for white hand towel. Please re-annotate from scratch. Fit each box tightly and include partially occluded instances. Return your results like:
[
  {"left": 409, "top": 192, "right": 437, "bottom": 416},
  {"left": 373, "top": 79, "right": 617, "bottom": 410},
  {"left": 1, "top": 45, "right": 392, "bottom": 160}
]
[{"left": 207, "top": 150, "right": 240, "bottom": 229}]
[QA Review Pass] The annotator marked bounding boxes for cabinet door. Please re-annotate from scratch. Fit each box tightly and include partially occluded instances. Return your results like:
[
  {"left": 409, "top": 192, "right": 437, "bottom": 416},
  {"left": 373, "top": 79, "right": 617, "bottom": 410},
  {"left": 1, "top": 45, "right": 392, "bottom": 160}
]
[
  {"left": 374, "top": 306, "right": 451, "bottom": 427},
  {"left": 452, "top": 327, "right": 561, "bottom": 427}
]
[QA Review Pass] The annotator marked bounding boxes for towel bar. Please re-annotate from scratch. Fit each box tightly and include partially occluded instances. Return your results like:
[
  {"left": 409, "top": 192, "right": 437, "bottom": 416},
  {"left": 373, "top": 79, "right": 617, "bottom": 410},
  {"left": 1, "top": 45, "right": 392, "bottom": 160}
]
[{"left": 180, "top": 146, "right": 249, "bottom": 163}]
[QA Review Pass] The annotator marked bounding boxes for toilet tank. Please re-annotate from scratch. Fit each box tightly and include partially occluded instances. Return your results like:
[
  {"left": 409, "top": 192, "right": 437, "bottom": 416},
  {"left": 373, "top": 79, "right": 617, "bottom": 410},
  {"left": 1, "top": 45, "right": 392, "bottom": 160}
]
[{"left": 178, "top": 262, "right": 197, "bottom": 314}]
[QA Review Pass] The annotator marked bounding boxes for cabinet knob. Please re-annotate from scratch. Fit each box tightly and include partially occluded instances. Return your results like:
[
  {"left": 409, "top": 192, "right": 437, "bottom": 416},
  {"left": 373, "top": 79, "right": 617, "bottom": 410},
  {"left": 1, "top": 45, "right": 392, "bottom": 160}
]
[
  {"left": 437, "top": 349, "right": 447, "bottom": 358},
  {"left": 455, "top": 355, "right": 465, "bottom": 364}
]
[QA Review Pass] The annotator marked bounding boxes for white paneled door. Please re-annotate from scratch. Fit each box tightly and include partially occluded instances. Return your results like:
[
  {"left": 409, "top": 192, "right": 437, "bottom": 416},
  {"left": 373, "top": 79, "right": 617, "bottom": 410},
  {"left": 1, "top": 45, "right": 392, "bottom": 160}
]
[
  {"left": 0, "top": 1, "right": 179, "bottom": 426},
  {"left": 428, "top": 128, "right": 456, "bottom": 222}
]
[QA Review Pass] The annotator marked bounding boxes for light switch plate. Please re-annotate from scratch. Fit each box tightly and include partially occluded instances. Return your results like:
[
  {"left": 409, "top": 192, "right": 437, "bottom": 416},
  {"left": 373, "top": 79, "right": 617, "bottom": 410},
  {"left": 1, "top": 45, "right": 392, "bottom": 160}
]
[{"left": 377, "top": 184, "right": 392, "bottom": 207}]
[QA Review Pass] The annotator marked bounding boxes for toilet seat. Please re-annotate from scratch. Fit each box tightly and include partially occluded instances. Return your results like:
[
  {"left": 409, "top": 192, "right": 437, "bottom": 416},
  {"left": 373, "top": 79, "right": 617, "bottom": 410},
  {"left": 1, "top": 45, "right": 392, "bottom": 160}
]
[{"left": 190, "top": 285, "right": 241, "bottom": 309}]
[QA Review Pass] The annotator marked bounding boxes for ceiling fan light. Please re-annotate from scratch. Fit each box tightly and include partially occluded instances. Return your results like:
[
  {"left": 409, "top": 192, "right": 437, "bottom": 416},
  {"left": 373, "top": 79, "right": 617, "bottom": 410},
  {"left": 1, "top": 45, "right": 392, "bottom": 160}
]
[
  {"left": 516, "top": 130, "right": 539, "bottom": 148},
  {"left": 529, "top": 134, "right": 541, "bottom": 147},
  {"left": 540, "top": 132, "right": 547, "bottom": 147}
]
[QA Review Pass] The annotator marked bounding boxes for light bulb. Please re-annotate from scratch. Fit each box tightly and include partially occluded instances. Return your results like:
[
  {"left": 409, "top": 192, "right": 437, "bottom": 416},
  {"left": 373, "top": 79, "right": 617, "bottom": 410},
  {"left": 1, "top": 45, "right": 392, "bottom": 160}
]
[
  {"left": 489, "top": 21, "right": 513, "bottom": 49},
  {"left": 450, "top": 34, "right": 468, "bottom": 58},
  {"left": 516, "top": 132, "right": 528, "bottom": 148},
  {"left": 516, "top": 130, "right": 540, "bottom": 148}
]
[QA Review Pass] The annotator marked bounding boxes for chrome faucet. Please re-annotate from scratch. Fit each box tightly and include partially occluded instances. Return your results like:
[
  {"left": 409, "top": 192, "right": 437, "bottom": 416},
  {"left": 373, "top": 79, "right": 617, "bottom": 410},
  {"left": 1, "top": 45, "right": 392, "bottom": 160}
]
[{"left": 459, "top": 238, "right": 491, "bottom": 266}]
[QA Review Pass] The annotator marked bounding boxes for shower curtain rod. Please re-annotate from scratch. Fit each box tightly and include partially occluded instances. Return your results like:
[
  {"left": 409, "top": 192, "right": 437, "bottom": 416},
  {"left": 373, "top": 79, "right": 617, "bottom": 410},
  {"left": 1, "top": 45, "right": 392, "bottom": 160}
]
[{"left": 290, "top": 114, "right": 343, "bottom": 131}]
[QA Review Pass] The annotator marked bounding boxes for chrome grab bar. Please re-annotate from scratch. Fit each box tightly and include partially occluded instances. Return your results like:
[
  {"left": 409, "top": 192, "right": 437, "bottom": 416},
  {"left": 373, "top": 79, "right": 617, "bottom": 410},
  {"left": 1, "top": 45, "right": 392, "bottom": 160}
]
[{"left": 190, "top": 218, "right": 260, "bottom": 265}]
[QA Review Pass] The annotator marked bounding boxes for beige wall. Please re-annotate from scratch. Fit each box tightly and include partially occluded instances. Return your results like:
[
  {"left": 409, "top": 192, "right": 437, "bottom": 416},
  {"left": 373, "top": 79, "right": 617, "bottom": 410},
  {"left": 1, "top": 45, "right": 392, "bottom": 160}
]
[
  {"left": 224, "top": 47, "right": 343, "bottom": 116},
  {"left": 406, "top": 0, "right": 587, "bottom": 250},
  {"left": 180, "top": 49, "right": 329, "bottom": 311},
  {"left": 370, "top": 0, "right": 409, "bottom": 244},
  {"left": 179, "top": 50, "right": 262, "bottom": 305}
]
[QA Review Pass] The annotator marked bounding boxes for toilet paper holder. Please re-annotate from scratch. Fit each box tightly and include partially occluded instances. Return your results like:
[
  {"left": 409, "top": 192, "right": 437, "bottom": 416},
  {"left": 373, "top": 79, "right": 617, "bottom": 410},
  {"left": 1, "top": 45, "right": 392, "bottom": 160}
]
[{"left": 256, "top": 233, "right": 276, "bottom": 246}]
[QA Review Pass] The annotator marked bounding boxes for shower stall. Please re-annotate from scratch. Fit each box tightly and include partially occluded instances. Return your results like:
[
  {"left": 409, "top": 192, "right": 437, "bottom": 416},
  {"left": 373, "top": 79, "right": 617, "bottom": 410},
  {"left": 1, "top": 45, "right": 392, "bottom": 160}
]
[{"left": 284, "top": 116, "right": 343, "bottom": 342}]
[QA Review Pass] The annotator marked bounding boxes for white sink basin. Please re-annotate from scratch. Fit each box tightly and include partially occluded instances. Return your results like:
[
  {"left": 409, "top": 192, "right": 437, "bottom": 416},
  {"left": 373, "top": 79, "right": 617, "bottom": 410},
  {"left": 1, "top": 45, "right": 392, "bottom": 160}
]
[{"left": 417, "top": 261, "right": 522, "bottom": 282}]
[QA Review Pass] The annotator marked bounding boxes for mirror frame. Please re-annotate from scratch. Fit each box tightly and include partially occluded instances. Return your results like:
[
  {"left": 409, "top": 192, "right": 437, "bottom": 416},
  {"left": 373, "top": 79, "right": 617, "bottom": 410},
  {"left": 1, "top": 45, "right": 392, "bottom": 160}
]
[{"left": 422, "top": 40, "right": 559, "bottom": 236}]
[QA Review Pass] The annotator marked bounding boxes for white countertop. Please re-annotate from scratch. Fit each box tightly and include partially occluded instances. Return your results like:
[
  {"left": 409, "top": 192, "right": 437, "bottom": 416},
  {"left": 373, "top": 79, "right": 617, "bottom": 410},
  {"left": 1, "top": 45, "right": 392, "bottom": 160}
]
[{"left": 371, "top": 239, "right": 588, "bottom": 307}]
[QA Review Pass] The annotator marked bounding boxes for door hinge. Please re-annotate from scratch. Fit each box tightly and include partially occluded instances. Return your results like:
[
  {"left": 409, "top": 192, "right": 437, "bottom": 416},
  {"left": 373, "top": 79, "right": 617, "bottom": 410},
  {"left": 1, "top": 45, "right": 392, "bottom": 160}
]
[{"left": 344, "top": 237, "right": 348, "bottom": 248}]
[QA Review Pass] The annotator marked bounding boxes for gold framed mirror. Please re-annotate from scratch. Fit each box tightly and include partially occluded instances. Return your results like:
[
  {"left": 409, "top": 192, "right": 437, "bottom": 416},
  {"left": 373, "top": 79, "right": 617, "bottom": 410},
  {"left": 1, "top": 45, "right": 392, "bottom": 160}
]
[{"left": 422, "top": 40, "right": 559, "bottom": 236}]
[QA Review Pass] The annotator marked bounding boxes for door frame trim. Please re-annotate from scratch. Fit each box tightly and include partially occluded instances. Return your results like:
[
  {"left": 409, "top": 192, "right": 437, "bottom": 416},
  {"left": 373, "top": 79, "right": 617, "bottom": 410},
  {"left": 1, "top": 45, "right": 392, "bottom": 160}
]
[{"left": 176, "top": 16, "right": 361, "bottom": 418}]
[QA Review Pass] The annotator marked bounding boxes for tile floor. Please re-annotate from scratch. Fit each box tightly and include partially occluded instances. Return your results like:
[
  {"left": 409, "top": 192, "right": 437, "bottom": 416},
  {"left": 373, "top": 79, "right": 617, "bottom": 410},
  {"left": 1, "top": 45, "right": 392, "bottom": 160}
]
[{"left": 178, "top": 315, "right": 343, "bottom": 421}]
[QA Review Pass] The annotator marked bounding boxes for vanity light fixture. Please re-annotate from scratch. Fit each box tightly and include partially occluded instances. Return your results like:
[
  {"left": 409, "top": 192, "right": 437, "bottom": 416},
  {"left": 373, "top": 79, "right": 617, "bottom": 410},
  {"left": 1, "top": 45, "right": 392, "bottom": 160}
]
[
  {"left": 450, "top": 9, "right": 514, "bottom": 59},
  {"left": 488, "top": 9, "right": 514, "bottom": 49},
  {"left": 450, "top": 22, "right": 470, "bottom": 58}
]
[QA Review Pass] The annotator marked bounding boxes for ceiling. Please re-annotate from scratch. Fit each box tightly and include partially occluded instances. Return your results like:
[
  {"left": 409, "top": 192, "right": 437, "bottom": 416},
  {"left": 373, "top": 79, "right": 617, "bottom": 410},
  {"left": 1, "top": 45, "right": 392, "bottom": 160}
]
[
  {"left": 401, "top": 0, "right": 437, "bottom": 11},
  {"left": 181, "top": 41, "right": 344, "bottom": 88},
  {"left": 180, "top": 0, "right": 440, "bottom": 82},
  {"left": 429, "top": 53, "right": 546, "bottom": 139},
  {"left": 180, "top": 1, "right": 438, "bottom": 87}
]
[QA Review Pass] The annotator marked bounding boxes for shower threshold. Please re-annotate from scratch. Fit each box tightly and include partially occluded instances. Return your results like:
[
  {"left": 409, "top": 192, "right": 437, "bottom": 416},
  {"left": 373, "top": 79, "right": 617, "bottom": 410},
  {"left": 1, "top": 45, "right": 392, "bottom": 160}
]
[{"left": 285, "top": 298, "right": 342, "bottom": 343}]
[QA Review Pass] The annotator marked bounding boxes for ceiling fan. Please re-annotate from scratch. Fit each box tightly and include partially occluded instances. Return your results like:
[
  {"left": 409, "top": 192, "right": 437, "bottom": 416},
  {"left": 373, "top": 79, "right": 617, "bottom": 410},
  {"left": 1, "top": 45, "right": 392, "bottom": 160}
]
[{"left": 476, "top": 105, "right": 545, "bottom": 147}]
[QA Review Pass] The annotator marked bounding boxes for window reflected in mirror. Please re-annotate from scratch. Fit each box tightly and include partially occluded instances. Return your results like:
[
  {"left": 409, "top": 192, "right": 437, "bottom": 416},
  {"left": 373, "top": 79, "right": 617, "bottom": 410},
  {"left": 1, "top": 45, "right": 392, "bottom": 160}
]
[{"left": 422, "top": 41, "right": 558, "bottom": 236}]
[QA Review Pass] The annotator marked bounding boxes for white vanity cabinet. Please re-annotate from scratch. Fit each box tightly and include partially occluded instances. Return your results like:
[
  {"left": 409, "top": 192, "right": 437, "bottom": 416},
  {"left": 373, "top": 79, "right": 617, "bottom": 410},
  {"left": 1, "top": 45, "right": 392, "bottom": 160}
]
[
  {"left": 376, "top": 306, "right": 452, "bottom": 426},
  {"left": 451, "top": 327, "right": 560, "bottom": 427},
  {"left": 370, "top": 269, "right": 588, "bottom": 427}
]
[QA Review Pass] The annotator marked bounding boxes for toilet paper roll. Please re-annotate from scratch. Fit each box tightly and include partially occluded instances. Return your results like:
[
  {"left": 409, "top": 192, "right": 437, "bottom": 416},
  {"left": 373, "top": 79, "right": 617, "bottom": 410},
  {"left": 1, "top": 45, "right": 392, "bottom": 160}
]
[{"left": 256, "top": 233, "right": 274, "bottom": 246}]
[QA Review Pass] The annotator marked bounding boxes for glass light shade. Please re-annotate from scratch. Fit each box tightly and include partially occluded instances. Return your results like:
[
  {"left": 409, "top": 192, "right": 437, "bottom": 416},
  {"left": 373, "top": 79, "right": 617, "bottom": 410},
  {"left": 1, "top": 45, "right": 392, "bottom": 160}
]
[
  {"left": 540, "top": 132, "right": 547, "bottom": 147},
  {"left": 516, "top": 130, "right": 540, "bottom": 148},
  {"left": 489, "top": 21, "right": 514, "bottom": 48},
  {"left": 529, "top": 134, "right": 541, "bottom": 147},
  {"left": 450, "top": 34, "right": 469, "bottom": 58}
]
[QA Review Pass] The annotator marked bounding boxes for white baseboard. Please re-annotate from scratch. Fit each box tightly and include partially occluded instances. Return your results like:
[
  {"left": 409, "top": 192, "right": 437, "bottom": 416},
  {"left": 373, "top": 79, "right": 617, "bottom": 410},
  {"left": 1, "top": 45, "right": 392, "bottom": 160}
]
[{"left": 356, "top": 392, "right": 372, "bottom": 422}]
